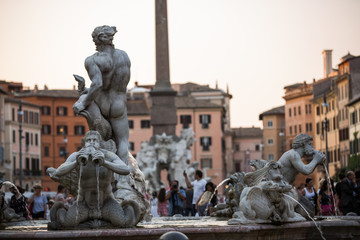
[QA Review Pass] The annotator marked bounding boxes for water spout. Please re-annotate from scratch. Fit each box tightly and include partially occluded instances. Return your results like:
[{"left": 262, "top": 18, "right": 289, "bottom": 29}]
[
  {"left": 96, "top": 164, "right": 100, "bottom": 211},
  {"left": 322, "top": 163, "right": 337, "bottom": 216},
  {"left": 283, "top": 193, "right": 326, "bottom": 240},
  {"left": 75, "top": 164, "right": 83, "bottom": 223},
  {"left": 204, "top": 178, "right": 230, "bottom": 215}
]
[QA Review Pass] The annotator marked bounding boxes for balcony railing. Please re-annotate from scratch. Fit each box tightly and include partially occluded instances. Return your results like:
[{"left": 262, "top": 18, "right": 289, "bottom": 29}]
[{"left": 13, "top": 169, "right": 42, "bottom": 177}]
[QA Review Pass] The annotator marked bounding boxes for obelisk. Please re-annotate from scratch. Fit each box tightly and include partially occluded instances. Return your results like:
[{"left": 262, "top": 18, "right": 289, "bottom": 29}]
[{"left": 150, "top": 0, "right": 177, "bottom": 135}]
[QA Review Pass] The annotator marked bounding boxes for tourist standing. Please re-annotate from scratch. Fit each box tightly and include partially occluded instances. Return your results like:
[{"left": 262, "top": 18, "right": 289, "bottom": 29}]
[
  {"left": 165, "top": 180, "right": 186, "bottom": 216},
  {"left": 335, "top": 172, "right": 345, "bottom": 214},
  {"left": 340, "top": 171, "right": 358, "bottom": 215},
  {"left": 28, "top": 185, "right": 47, "bottom": 220},
  {"left": 302, "top": 177, "right": 318, "bottom": 215},
  {"left": 196, "top": 182, "right": 217, "bottom": 216},
  {"left": 184, "top": 186, "right": 194, "bottom": 216},
  {"left": 317, "top": 179, "right": 336, "bottom": 216},
  {"left": 157, "top": 188, "right": 168, "bottom": 217},
  {"left": 184, "top": 170, "right": 207, "bottom": 215},
  {"left": 151, "top": 191, "right": 159, "bottom": 217}
]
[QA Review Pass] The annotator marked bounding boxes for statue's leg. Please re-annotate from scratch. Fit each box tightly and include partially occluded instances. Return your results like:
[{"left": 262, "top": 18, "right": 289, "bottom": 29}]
[
  {"left": 82, "top": 101, "right": 112, "bottom": 141},
  {"left": 102, "top": 198, "right": 139, "bottom": 227},
  {"left": 110, "top": 115, "right": 129, "bottom": 164},
  {"left": 55, "top": 202, "right": 89, "bottom": 227}
]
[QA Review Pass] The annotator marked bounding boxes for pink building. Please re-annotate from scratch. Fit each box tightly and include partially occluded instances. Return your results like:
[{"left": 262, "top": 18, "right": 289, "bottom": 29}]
[
  {"left": 127, "top": 82, "right": 232, "bottom": 187},
  {"left": 4, "top": 98, "right": 42, "bottom": 190}
]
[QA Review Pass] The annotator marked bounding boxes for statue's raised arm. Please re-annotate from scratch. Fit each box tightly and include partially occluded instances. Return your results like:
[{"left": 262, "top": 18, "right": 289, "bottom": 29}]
[{"left": 278, "top": 134, "right": 326, "bottom": 185}]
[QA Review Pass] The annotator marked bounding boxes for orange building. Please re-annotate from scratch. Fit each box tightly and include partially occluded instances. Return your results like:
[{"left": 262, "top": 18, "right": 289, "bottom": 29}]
[
  {"left": 17, "top": 89, "right": 89, "bottom": 191},
  {"left": 259, "top": 106, "right": 285, "bottom": 162}
]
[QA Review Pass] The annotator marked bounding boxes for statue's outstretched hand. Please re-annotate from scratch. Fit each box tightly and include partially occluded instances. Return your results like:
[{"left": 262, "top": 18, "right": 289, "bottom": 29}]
[
  {"left": 73, "top": 101, "right": 86, "bottom": 115},
  {"left": 92, "top": 151, "right": 105, "bottom": 165},
  {"left": 46, "top": 167, "right": 56, "bottom": 177},
  {"left": 313, "top": 150, "right": 326, "bottom": 164},
  {"left": 77, "top": 149, "right": 88, "bottom": 166}
]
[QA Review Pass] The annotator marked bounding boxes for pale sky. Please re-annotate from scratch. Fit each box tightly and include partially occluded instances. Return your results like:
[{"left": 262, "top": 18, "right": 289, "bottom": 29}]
[{"left": 1, "top": 0, "right": 360, "bottom": 128}]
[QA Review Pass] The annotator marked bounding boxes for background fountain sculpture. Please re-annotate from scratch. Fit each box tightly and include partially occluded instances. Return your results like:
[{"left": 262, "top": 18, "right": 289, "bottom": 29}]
[
  {"left": 213, "top": 133, "right": 326, "bottom": 225},
  {"left": 136, "top": 128, "right": 197, "bottom": 193},
  {"left": 46, "top": 25, "right": 148, "bottom": 229}
]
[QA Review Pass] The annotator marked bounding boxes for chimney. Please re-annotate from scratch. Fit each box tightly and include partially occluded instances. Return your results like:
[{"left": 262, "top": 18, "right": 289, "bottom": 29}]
[{"left": 322, "top": 49, "right": 332, "bottom": 78}]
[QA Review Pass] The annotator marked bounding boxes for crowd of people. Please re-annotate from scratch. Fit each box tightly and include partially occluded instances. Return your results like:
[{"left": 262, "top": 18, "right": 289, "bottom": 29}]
[
  {"left": 297, "top": 170, "right": 360, "bottom": 216},
  {"left": 150, "top": 169, "right": 222, "bottom": 217},
  {"left": 5, "top": 184, "right": 74, "bottom": 220}
]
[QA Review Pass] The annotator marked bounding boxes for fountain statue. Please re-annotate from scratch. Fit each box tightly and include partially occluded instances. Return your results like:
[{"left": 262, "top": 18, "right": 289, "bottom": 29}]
[
  {"left": 136, "top": 128, "right": 197, "bottom": 193},
  {"left": 0, "top": 181, "right": 27, "bottom": 223},
  {"left": 214, "top": 133, "right": 326, "bottom": 224},
  {"left": 46, "top": 25, "right": 148, "bottom": 229}
]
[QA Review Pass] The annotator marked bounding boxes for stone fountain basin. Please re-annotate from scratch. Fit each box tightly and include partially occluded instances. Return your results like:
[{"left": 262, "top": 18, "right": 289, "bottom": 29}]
[{"left": 1, "top": 216, "right": 360, "bottom": 240}]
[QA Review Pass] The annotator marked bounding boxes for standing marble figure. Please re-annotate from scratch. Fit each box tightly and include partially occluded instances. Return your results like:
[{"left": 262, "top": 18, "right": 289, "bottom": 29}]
[{"left": 73, "top": 25, "right": 130, "bottom": 164}]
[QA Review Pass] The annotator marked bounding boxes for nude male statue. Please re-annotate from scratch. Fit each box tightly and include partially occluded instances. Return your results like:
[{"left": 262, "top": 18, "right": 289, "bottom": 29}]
[
  {"left": 47, "top": 131, "right": 139, "bottom": 228},
  {"left": 73, "top": 25, "right": 130, "bottom": 164},
  {"left": 278, "top": 134, "right": 326, "bottom": 185}
]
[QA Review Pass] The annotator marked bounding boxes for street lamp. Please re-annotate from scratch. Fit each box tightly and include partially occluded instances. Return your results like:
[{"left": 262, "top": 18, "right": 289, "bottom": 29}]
[
  {"left": 60, "top": 127, "right": 68, "bottom": 160},
  {"left": 322, "top": 94, "right": 329, "bottom": 171},
  {"left": 17, "top": 102, "right": 24, "bottom": 187}
]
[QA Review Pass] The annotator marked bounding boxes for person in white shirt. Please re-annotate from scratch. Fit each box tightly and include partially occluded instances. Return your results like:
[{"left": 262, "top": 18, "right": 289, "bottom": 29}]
[{"left": 184, "top": 170, "right": 207, "bottom": 216}]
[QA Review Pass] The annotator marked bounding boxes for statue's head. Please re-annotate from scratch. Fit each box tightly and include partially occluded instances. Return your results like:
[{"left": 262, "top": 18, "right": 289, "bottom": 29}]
[
  {"left": 84, "top": 130, "right": 102, "bottom": 150},
  {"left": 292, "top": 134, "right": 313, "bottom": 154},
  {"left": 92, "top": 25, "right": 117, "bottom": 48}
]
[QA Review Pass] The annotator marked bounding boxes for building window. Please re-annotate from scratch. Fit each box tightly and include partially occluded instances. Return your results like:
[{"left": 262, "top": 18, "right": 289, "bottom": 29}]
[
  {"left": 293, "top": 107, "right": 296, "bottom": 116},
  {"left": 12, "top": 130, "right": 16, "bottom": 143},
  {"left": 74, "top": 125, "right": 85, "bottom": 135},
  {"left": 56, "top": 106, "right": 68, "bottom": 116},
  {"left": 13, "top": 156, "right": 16, "bottom": 175},
  {"left": 29, "top": 112, "right": 34, "bottom": 124},
  {"left": 44, "top": 146, "right": 49, "bottom": 157},
  {"left": 298, "top": 106, "right": 301, "bottom": 115},
  {"left": 23, "top": 110, "right": 28, "bottom": 123},
  {"left": 141, "top": 120, "right": 151, "bottom": 128},
  {"left": 30, "top": 133, "right": 33, "bottom": 145},
  {"left": 12, "top": 108, "right": 15, "bottom": 121},
  {"left": 255, "top": 145, "right": 260, "bottom": 151},
  {"left": 180, "top": 115, "right": 192, "bottom": 129},
  {"left": 289, "top": 108, "right": 291, "bottom": 117},
  {"left": 235, "top": 144, "right": 240, "bottom": 151},
  {"left": 128, "top": 120, "right": 134, "bottom": 129},
  {"left": 57, "top": 125, "right": 68, "bottom": 135},
  {"left": 200, "top": 136, "right": 212, "bottom": 151},
  {"left": 42, "top": 125, "right": 51, "bottom": 135},
  {"left": 294, "top": 125, "right": 297, "bottom": 134},
  {"left": 129, "top": 142, "right": 134, "bottom": 151},
  {"left": 299, "top": 124, "right": 302, "bottom": 133},
  {"left": 268, "top": 154, "right": 274, "bottom": 161},
  {"left": 308, "top": 104, "right": 312, "bottom": 114},
  {"left": 59, "top": 146, "right": 67, "bottom": 157},
  {"left": 305, "top": 105, "right": 308, "bottom": 114},
  {"left": 267, "top": 139, "right": 274, "bottom": 145},
  {"left": 41, "top": 106, "right": 51, "bottom": 115},
  {"left": 25, "top": 158, "right": 30, "bottom": 171},
  {"left": 201, "top": 158, "right": 212, "bottom": 169},
  {"left": 25, "top": 132, "right": 30, "bottom": 147},
  {"left": 267, "top": 120, "right": 273, "bottom": 128},
  {"left": 200, "top": 114, "right": 211, "bottom": 129},
  {"left": 316, "top": 106, "right": 320, "bottom": 116},
  {"left": 34, "top": 112, "right": 39, "bottom": 125},
  {"left": 309, "top": 123, "right": 312, "bottom": 132}
]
